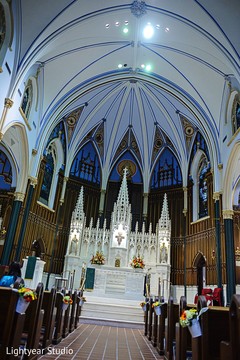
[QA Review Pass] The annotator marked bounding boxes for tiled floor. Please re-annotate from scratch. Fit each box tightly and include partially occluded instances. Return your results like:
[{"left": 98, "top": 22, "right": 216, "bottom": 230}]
[{"left": 39, "top": 322, "right": 164, "bottom": 360}]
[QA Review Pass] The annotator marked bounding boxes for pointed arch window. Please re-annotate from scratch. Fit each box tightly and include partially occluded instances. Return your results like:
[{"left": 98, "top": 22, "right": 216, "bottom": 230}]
[
  {"left": 198, "top": 156, "right": 208, "bottom": 218},
  {"left": 20, "top": 80, "right": 33, "bottom": 120},
  {"left": 39, "top": 152, "right": 54, "bottom": 205},
  {"left": 39, "top": 122, "right": 66, "bottom": 208},
  {"left": 151, "top": 148, "right": 182, "bottom": 189},
  {"left": 70, "top": 142, "right": 100, "bottom": 185},
  {"left": 0, "top": 150, "right": 12, "bottom": 190},
  {"left": 0, "top": 3, "right": 6, "bottom": 52}
]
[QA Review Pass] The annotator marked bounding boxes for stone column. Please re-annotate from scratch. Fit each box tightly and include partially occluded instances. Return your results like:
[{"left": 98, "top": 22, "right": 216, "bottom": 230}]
[
  {"left": 213, "top": 192, "right": 223, "bottom": 290},
  {"left": 15, "top": 177, "right": 38, "bottom": 262},
  {"left": 0, "top": 98, "right": 14, "bottom": 139},
  {"left": 99, "top": 189, "right": 106, "bottom": 226},
  {"left": 223, "top": 209, "right": 236, "bottom": 305},
  {"left": 1, "top": 192, "right": 25, "bottom": 265},
  {"left": 142, "top": 193, "right": 148, "bottom": 223},
  {"left": 183, "top": 187, "right": 188, "bottom": 298}
]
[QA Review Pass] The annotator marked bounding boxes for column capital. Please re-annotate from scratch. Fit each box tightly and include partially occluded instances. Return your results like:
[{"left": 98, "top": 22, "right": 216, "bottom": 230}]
[
  {"left": 4, "top": 98, "right": 14, "bottom": 108},
  {"left": 29, "top": 176, "right": 38, "bottom": 187},
  {"left": 213, "top": 192, "right": 221, "bottom": 201},
  {"left": 222, "top": 209, "right": 234, "bottom": 219},
  {"left": 143, "top": 193, "right": 149, "bottom": 198},
  {"left": 14, "top": 192, "right": 25, "bottom": 202},
  {"left": 63, "top": 176, "right": 69, "bottom": 183},
  {"left": 100, "top": 189, "right": 106, "bottom": 194},
  {"left": 183, "top": 187, "right": 188, "bottom": 192},
  {"left": 183, "top": 208, "right": 187, "bottom": 216}
]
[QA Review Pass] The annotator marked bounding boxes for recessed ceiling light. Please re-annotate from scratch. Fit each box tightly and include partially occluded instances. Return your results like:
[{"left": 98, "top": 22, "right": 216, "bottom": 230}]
[
  {"left": 165, "top": 27, "right": 169, "bottom": 32},
  {"left": 118, "top": 64, "right": 123, "bottom": 68},
  {"left": 141, "top": 64, "right": 145, "bottom": 69},
  {"left": 123, "top": 27, "right": 129, "bottom": 34},
  {"left": 156, "top": 24, "right": 160, "bottom": 30},
  {"left": 115, "top": 22, "right": 120, "bottom": 27},
  {"left": 105, "top": 24, "right": 110, "bottom": 29},
  {"left": 124, "top": 21, "right": 129, "bottom": 25},
  {"left": 143, "top": 23, "right": 154, "bottom": 39},
  {"left": 145, "top": 64, "right": 152, "bottom": 71}
]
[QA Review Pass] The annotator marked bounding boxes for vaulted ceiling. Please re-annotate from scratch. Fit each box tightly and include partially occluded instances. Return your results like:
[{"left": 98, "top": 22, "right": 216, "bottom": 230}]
[{"left": 17, "top": 0, "right": 240, "bottom": 188}]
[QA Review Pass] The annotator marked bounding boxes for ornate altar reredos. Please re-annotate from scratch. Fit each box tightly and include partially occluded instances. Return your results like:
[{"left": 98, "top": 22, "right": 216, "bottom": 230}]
[{"left": 63, "top": 168, "right": 171, "bottom": 300}]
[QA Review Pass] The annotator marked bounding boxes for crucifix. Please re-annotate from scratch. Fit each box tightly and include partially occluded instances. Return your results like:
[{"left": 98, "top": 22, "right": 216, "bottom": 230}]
[{"left": 115, "top": 232, "right": 125, "bottom": 246}]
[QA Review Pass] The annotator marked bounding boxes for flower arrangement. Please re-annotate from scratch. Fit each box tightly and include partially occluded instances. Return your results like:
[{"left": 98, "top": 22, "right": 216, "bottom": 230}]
[
  {"left": 130, "top": 256, "right": 145, "bottom": 269},
  {"left": 18, "top": 285, "right": 37, "bottom": 302},
  {"left": 152, "top": 301, "right": 161, "bottom": 308},
  {"left": 179, "top": 308, "right": 198, "bottom": 327},
  {"left": 63, "top": 295, "right": 73, "bottom": 305},
  {"left": 90, "top": 251, "right": 105, "bottom": 265}
]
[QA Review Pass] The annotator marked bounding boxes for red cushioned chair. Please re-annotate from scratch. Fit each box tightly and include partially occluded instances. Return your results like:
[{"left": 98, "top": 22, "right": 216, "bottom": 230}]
[{"left": 212, "top": 287, "right": 222, "bottom": 306}]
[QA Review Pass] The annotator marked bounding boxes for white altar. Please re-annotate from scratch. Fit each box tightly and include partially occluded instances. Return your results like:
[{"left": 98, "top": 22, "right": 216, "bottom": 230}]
[
  {"left": 63, "top": 168, "right": 172, "bottom": 301},
  {"left": 87, "top": 265, "right": 145, "bottom": 300}
]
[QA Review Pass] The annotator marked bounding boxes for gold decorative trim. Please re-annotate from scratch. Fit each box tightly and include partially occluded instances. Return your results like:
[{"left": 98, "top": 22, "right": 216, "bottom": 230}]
[
  {"left": 190, "top": 215, "right": 210, "bottom": 225},
  {"left": 213, "top": 192, "right": 221, "bottom": 201},
  {"left": 29, "top": 176, "right": 38, "bottom": 187},
  {"left": 32, "top": 149, "right": 37, "bottom": 156},
  {"left": 218, "top": 163, "right": 223, "bottom": 170},
  {"left": 19, "top": 107, "right": 32, "bottom": 131},
  {"left": 5, "top": 98, "right": 13, "bottom": 108},
  {"left": 0, "top": 67, "right": 3, "bottom": 73},
  {"left": 222, "top": 209, "right": 234, "bottom": 219},
  {"left": 228, "top": 127, "right": 240, "bottom": 147},
  {"left": 14, "top": 192, "right": 25, "bottom": 202},
  {"left": 37, "top": 201, "right": 55, "bottom": 213}
]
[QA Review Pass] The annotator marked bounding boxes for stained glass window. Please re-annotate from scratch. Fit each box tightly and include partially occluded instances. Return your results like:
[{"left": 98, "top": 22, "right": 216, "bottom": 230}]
[
  {"left": 198, "top": 157, "right": 208, "bottom": 218},
  {"left": 0, "top": 4, "right": 6, "bottom": 52},
  {"left": 21, "top": 80, "right": 33, "bottom": 119},
  {"left": 0, "top": 150, "right": 12, "bottom": 190},
  {"left": 70, "top": 142, "right": 100, "bottom": 184},
  {"left": 151, "top": 148, "right": 182, "bottom": 189},
  {"left": 39, "top": 152, "right": 54, "bottom": 205}
]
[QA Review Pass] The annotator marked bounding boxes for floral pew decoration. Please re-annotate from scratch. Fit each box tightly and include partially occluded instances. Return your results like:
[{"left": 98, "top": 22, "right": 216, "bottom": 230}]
[
  {"left": 62, "top": 295, "right": 73, "bottom": 311},
  {"left": 179, "top": 307, "right": 208, "bottom": 338},
  {"left": 90, "top": 251, "right": 105, "bottom": 265},
  {"left": 130, "top": 256, "right": 145, "bottom": 269},
  {"left": 140, "top": 301, "right": 148, "bottom": 312},
  {"left": 152, "top": 300, "right": 162, "bottom": 316},
  {"left": 80, "top": 296, "right": 86, "bottom": 307},
  {"left": 16, "top": 285, "right": 37, "bottom": 313}
]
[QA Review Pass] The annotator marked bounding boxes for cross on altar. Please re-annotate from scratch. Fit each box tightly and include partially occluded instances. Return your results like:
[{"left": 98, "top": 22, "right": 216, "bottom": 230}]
[{"left": 115, "top": 232, "right": 125, "bottom": 246}]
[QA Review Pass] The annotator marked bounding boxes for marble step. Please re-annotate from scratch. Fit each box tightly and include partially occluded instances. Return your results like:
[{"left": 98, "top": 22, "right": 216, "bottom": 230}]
[{"left": 80, "top": 300, "right": 145, "bottom": 324}]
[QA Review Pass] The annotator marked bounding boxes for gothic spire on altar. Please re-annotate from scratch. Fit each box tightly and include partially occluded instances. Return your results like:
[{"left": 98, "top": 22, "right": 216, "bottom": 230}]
[{"left": 63, "top": 173, "right": 171, "bottom": 299}]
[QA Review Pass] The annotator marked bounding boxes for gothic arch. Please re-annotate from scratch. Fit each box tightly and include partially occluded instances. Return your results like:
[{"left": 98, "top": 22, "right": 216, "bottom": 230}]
[
  {"left": 222, "top": 141, "right": 240, "bottom": 211},
  {"left": 193, "top": 251, "right": 207, "bottom": 295}
]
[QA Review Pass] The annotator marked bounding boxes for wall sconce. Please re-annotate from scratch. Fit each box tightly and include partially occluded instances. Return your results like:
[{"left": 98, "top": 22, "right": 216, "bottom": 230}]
[
  {"left": 235, "top": 247, "right": 240, "bottom": 261},
  {"left": 211, "top": 249, "right": 215, "bottom": 261}
]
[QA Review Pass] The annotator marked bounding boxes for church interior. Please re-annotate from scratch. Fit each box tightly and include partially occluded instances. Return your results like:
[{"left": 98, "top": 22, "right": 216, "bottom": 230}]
[{"left": 0, "top": 1, "right": 240, "bottom": 359}]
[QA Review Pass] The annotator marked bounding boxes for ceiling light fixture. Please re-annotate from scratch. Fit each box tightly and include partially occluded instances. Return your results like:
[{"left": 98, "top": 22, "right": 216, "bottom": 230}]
[{"left": 143, "top": 23, "right": 154, "bottom": 39}]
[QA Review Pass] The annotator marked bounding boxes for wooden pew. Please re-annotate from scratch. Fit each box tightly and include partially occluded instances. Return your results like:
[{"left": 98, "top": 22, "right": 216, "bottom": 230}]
[
  {"left": 192, "top": 295, "right": 230, "bottom": 360},
  {"left": 39, "top": 287, "right": 57, "bottom": 352},
  {"left": 75, "top": 290, "right": 83, "bottom": 329},
  {"left": 175, "top": 296, "right": 199, "bottom": 360},
  {"left": 21, "top": 282, "right": 45, "bottom": 359},
  {"left": 151, "top": 298, "right": 159, "bottom": 347},
  {"left": 62, "top": 290, "right": 72, "bottom": 338},
  {"left": 156, "top": 302, "right": 167, "bottom": 355},
  {"left": 69, "top": 290, "right": 77, "bottom": 333},
  {"left": 164, "top": 296, "right": 179, "bottom": 360},
  {"left": 147, "top": 297, "right": 154, "bottom": 341},
  {"left": 0, "top": 287, "right": 25, "bottom": 360},
  {"left": 220, "top": 294, "right": 240, "bottom": 360},
  {"left": 52, "top": 292, "right": 65, "bottom": 344},
  {"left": 144, "top": 298, "right": 150, "bottom": 336}
]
